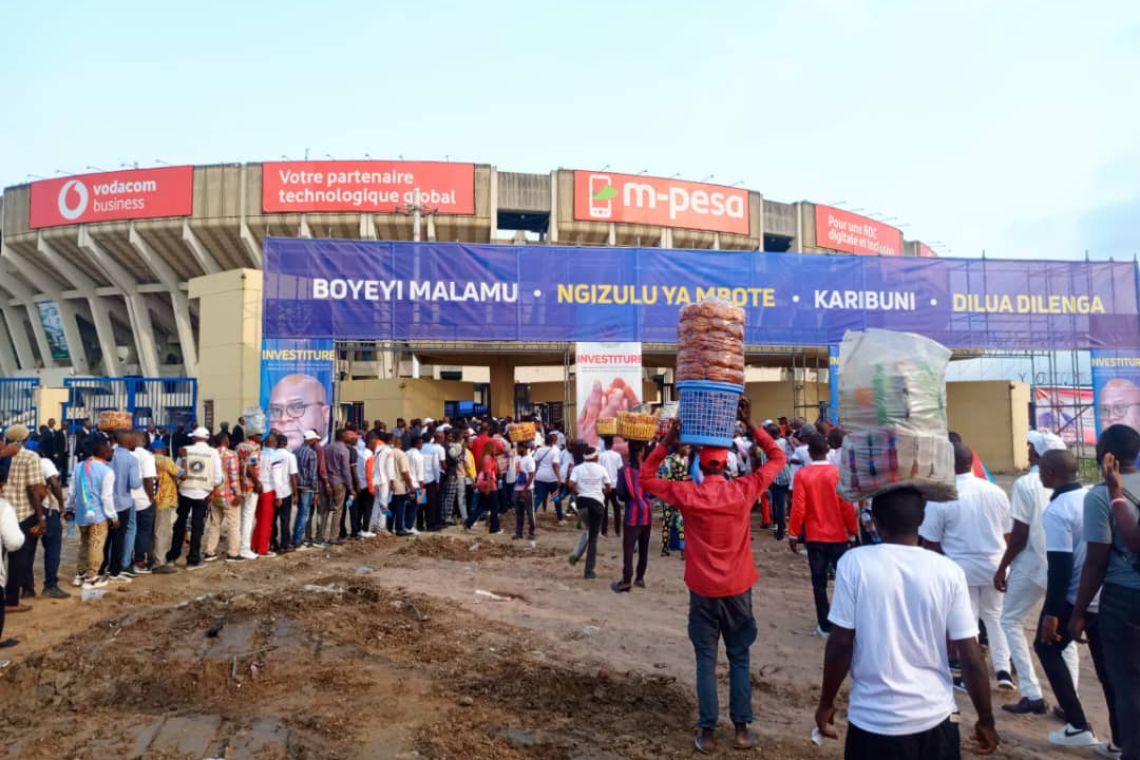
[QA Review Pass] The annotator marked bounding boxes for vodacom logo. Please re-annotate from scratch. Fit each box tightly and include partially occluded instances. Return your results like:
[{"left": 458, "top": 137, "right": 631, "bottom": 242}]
[{"left": 57, "top": 179, "right": 89, "bottom": 220}]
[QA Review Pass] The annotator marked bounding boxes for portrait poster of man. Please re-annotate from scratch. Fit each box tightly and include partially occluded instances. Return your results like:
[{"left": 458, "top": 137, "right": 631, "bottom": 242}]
[
  {"left": 259, "top": 338, "right": 336, "bottom": 450},
  {"left": 1091, "top": 350, "right": 1140, "bottom": 435}
]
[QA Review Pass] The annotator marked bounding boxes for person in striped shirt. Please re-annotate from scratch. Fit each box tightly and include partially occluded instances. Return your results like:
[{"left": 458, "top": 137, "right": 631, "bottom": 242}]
[{"left": 612, "top": 442, "right": 652, "bottom": 593}]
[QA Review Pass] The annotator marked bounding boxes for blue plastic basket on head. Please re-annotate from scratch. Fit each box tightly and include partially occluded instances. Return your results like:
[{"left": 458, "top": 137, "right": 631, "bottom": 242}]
[{"left": 677, "top": 380, "right": 744, "bottom": 447}]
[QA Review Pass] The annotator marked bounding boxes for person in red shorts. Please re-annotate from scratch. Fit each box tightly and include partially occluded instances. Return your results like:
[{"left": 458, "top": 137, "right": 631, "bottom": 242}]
[{"left": 640, "top": 398, "right": 786, "bottom": 754}]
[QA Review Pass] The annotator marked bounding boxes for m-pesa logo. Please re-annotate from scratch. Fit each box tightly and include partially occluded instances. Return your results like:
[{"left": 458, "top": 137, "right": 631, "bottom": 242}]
[
  {"left": 29, "top": 166, "right": 194, "bottom": 229},
  {"left": 573, "top": 170, "right": 749, "bottom": 235}
]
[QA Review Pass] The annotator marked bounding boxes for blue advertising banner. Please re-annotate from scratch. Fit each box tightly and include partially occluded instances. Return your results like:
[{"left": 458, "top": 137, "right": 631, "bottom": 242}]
[
  {"left": 262, "top": 239, "right": 1140, "bottom": 351},
  {"left": 259, "top": 338, "right": 335, "bottom": 450}
]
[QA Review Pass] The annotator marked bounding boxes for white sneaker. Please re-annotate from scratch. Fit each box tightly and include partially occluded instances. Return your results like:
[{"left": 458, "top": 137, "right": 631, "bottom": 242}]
[
  {"left": 239, "top": 551, "right": 260, "bottom": 560},
  {"left": 409, "top": 528, "right": 421, "bottom": 535},
  {"left": 815, "top": 625, "right": 830, "bottom": 640},
  {"left": 109, "top": 574, "right": 132, "bottom": 584},
  {"left": 260, "top": 551, "right": 277, "bottom": 558},
  {"left": 82, "top": 577, "right": 109, "bottom": 590},
  {"left": 71, "top": 573, "right": 85, "bottom": 588},
  {"left": 360, "top": 531, "right": 376, "bottom": 538},
  {"left": 1049, "top": 725, "right": 1099, "bottom": 747},
  {"left": 1095, "top": 742, "right": 1123, "bottom": 760}
]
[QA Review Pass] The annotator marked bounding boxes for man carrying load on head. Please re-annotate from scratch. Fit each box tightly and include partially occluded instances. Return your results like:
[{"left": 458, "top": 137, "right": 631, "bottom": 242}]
[{"left": 640, "top": 398, "right": 786, "bottom": 754}]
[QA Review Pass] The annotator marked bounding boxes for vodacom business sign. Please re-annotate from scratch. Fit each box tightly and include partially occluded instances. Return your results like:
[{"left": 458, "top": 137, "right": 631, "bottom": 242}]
[
  {"left": 573, "top": 170, "right": 750, "bottom": 235},
  {"left": 29, "top": 166, "right": 194, "bottom": 229}
]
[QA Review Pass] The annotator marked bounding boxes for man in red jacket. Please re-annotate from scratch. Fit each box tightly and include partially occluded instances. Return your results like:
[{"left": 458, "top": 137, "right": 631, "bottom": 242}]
[
  {"left": 641, "top": 398, "right": 787, "bottom": 754},
  {"left": 788, "top": 434, "right": 858, "bottom": 639}
]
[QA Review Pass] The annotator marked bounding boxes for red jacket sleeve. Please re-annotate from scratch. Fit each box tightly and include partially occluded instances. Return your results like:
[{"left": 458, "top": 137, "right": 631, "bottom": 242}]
[
  {"left": 842, "top": 494, "right": 858, "bottom": 536},
  {"left": 788, "top": 469, "right": 806, "bottom": 537},
  {"left": 639, "top": 443, "right": 684, "bottom": 506},
  {"left": 734, "top": 428, "right": 786, "bottom": 505}
]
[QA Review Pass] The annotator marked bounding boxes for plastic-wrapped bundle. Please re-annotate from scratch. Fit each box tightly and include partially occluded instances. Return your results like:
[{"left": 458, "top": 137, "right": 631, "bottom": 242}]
[
  {"left": 242, "top": 406, "right": 267, "bottom": 436},
  {"left": 676, "top": 299, "right": 746, "bottom": 385},
  {"left": 837, "top": 329, "right": 957, "bottom": 502}
]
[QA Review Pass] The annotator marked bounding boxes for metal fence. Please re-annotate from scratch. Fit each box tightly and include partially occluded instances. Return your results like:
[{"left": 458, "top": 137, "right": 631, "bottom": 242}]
[
  {"left": 62, "top": 377, "right": 197, "bottom": 432},
  {"left": 0, "top": 378, "right": 39, "bottom": 432}
]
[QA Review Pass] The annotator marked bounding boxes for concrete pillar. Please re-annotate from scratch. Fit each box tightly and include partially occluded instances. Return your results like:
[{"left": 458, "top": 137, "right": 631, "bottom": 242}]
[
  {"left": 0, "top": 310, "right": 19, "bottom": 374},
  {"left": 607, "top": 223, "right": 617, "bottom": 246},
  {"left": 4, "top": 308, "right": 36, "bottom": 369},
  {"left": 489, "top": 167, "right": 499, "bottom": 240},
  {"left": 1, "top": 250, "right": 85, "bottom": 371},
  {"left": 299, "top": 214, "right": 312, "bottom": 238},
  {"left": 548, "top": 171, "right": 559, "bottom": 243},
  {"left": 359, "top": 214, "right": 377, "bottom": 240},
  {"left": 239, "top": 163, "right": 264, "bottom": 267},
  {"left": 77, "top": 227, "right": 160, "bottom": 377},
  {"left": 0, "top": 275, "right": 55, "bottom": 369},
  {"left": 23, "top": 302, "right": 56, "bottom": 369},
  {"left": 188, "top": 268, "right": 263, "bottom": 427},
  {"left": 488, "top": 360, "right": 515, "bottom": 418},
  {"left": 37, "top": 236, "right": 120, "bottom": 376},
  {"left": 130, "top": 224, "right": 199, "bottom": 375},
  {"left": 181, "top": 220, "right": 221, "bottom": 275}
]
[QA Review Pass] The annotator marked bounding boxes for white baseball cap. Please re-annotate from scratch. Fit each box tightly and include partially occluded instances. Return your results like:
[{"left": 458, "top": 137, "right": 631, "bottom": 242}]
[
  {"left": 423, "top": 417, "right": 434, "bottom": 424},
  {"left": 1027, "top": 430, "right": 1066, "bottom": 456},
  {"left": 304, "top": 429, "right": 321, "bottom": 441},
  {"left": 191, "top": 427, "right": 210, "bottom": 439}
]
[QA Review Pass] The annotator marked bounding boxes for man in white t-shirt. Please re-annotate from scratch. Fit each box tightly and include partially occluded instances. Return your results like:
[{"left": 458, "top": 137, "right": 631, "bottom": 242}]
[
  {"left": 920, "top": 442, "right": 1013, "bottom": 689},
  {"left": 511, "top": 441, "right": 537, "bottom": 540},
  {"left": 128, "top": 434, "right": 158, "bottom": 575},
  {"left": 568, "top": 447, "right": 612, "bottom": 579},
  {"left": 816, "top": 486, "right": 999, "bottom": 758},
  {"left": 994, "top": 429, "right": 1074, "bottom": 714},
  {"left": 599, "top": 437, "right": 623, "bottom": 537},
  {"left": 1034, "top": 449, "right": 1120, "bottom": 749},
  {"left": 273, "top": 435, "right": 299, "bottom": 552}
]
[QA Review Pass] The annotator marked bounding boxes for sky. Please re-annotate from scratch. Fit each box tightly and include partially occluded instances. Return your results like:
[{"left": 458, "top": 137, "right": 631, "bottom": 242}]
[{"left": 3, "top": 0, "right": 1138, "bottom": 261}]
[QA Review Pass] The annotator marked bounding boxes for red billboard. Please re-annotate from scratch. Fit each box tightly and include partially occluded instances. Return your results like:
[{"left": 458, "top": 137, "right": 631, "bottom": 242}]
[
  {"left": 918, "top": 242, "right": 938, "bottom": 258},
  {"left": 29, "top": 166, "right": 194, "bottom": 229},
  {"left": 814, "top": 204, "right": 903, "bottom": 256},
  {"left": 572, "top": 170, "right": 749, "bottom": 235},
  {"left": 263, "top": 161, "right": 475, "bottom": 214}
]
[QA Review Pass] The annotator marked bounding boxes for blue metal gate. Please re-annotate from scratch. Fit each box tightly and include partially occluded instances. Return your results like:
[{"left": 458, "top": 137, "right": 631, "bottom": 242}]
[
  {"left": 62, "top": 377, "right": 197, "bottom": 432},
  {"left": 0, "top": 378, "right": 39, "bottom": 432}
]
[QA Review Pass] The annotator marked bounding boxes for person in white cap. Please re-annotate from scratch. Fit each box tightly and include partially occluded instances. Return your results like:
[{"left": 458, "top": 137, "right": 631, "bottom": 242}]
[
  {"left": 171, "top": 427, "right": 223, "bottom": 569},
  {"left": 995, "top": 429, "right": 1077, "bottom": 714}
]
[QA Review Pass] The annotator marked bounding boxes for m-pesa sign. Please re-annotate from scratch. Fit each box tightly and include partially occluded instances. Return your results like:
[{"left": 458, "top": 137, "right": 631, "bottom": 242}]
[
  {"left": 814, "top": 204, "right": 903, "bottom": 256},
  {"left": 263, "top": 161, "right": 475, "bottom": 214},
  {"left": 573, "top": 170, "right": 749, "bottom": 235},
  {"left": 29, "top": 166, "right": 193, "bottom": 229}
]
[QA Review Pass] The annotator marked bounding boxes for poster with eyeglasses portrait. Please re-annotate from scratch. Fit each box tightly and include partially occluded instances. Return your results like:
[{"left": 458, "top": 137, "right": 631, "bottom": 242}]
[
  {"left": 259, "top": 338, "right": 335, "bottom": 450},
  {"left": 1091, "top": 350, "right": 1140, "bottom": 435}
]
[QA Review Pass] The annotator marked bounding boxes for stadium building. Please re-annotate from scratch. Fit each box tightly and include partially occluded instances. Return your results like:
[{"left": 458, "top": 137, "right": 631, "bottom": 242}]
[{"left": 0, "top": 161, "right": 1032, "bottom": 469}]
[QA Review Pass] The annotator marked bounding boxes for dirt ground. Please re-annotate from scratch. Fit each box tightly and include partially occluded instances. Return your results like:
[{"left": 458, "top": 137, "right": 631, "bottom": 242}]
[{"left": 0, "top": 504, "right": 1112, "bottom": 760}]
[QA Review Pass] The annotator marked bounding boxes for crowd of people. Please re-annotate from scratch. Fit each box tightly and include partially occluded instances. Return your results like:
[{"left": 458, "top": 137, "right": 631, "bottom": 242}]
[{"left": 0, "top": 404, "right": 1138, "bottom": 760}]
